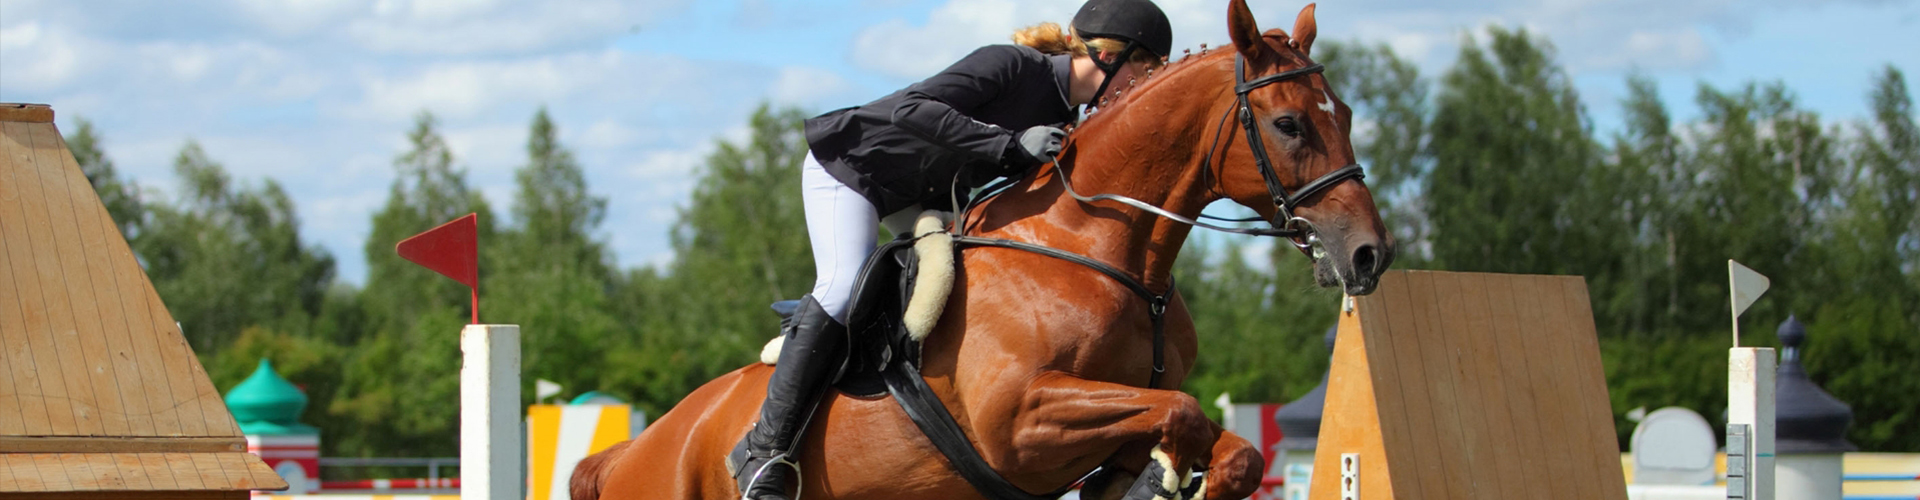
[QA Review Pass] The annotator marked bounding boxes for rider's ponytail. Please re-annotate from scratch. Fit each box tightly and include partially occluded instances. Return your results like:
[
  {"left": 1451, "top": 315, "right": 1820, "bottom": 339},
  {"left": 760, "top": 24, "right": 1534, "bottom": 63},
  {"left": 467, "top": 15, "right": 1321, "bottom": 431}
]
[{"left": 1013, "top": 22, "right": 1163, "bottom": 68}]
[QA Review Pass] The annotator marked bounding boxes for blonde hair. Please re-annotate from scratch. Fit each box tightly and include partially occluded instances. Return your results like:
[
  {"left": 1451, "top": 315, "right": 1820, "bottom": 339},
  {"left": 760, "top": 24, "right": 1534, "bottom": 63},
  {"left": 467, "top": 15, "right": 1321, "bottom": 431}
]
[{"left": 1012, "top": 22, "right": 1163, "bottom": 68}]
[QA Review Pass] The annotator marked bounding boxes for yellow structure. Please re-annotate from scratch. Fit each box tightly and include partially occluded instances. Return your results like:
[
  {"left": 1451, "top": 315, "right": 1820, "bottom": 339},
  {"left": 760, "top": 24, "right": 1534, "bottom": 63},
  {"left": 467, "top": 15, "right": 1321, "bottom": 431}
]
[{"left": 527, "top": 404, "right": 630, "bottom": 500}]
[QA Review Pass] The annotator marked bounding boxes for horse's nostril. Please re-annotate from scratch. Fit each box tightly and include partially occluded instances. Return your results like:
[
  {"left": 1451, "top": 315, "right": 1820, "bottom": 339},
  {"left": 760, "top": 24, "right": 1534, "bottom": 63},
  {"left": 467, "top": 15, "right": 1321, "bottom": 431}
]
[{"left": 1352, "top": 244, "right": 1378, "bottom": 276}]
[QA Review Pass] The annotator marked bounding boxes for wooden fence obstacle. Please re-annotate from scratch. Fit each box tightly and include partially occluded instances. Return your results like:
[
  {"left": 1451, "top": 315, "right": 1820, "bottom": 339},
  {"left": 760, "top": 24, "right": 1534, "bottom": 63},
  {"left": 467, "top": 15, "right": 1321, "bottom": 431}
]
[{"left": 1308, "top": 270, "right": 1628, "bottom": 500}]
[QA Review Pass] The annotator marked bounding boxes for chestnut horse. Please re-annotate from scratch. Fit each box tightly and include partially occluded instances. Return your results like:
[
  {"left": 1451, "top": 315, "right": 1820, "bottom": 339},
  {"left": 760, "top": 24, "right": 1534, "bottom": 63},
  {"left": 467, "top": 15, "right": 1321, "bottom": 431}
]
[{"left": 575, "top": 2, "right": 1392, "bottom": 499}]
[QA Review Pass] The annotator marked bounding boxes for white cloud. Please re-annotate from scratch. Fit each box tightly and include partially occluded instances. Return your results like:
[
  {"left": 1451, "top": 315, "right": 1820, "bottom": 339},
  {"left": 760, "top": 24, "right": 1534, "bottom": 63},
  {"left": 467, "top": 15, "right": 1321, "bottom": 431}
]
[
  {"left": 769, "top": 66, "right": 854, "bottom": 105},
  {"left": 579, "top": 118, "right": 641, "bottom": 149},
  {"left": 626, "top": 144, "right": 711, "bottom": 181},
  {"left": 343, "top": 0, "right": 688, "bottom": 56},
  {"left": 229, "top": 0, "right": 366, "bottom": 38},
  {"left": 850, "top": 0, "right": 1027, "bottom": 79},
  {"left": 1580, "top": 28, "right": 1714, "bottom": 71},
  {"left": 0, "top": 22, "right": 90, "bottom": 91}
]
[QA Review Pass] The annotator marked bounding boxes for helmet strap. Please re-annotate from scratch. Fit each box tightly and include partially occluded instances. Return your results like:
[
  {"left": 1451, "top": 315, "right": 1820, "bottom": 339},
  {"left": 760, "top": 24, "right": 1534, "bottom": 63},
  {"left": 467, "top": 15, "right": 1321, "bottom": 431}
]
[{"left": 1087, "top": 40, "right": 1140, "bottom": 109}]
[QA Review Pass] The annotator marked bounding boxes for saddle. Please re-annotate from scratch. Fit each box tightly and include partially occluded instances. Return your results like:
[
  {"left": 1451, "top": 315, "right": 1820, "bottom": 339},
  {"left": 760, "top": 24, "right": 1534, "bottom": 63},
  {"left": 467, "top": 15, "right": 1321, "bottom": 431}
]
[{"left": 762, "top": 211, "right": 955, "bottom": 397}]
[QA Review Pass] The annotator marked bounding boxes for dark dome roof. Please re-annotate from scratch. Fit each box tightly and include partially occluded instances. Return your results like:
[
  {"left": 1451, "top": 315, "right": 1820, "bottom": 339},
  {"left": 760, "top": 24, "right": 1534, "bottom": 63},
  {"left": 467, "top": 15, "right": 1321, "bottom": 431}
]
[
  {"left": 1274, "top": 326, "right": 1337, "bottom": 450},
  {"left": 1774, "top": 315, "right": 1856, "bottom": 454}
]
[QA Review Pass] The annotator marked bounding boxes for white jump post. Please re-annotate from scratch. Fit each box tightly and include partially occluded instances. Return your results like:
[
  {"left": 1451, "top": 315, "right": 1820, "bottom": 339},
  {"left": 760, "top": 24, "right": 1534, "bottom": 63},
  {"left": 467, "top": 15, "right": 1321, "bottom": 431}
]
[
  {"left": 462, "top": 324, "right": 523, "bottom": 500},
  {"left": 1727, "top": 260, "right": 1774, "bottom": 500}
]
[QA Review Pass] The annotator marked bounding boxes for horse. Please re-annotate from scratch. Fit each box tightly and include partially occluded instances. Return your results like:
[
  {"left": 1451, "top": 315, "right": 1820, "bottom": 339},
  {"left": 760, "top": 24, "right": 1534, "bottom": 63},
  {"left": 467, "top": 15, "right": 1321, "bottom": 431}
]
[{"left": 574, "top": 2, "right": 1392, "bottom": 499}]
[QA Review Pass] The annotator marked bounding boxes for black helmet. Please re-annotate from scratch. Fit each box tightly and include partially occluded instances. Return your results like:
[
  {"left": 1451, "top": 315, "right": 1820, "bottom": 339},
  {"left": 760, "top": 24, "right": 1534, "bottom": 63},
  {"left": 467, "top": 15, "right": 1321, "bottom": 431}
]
[{"left": 1071, "top": 0, "right": 1173, "bottom": 59}]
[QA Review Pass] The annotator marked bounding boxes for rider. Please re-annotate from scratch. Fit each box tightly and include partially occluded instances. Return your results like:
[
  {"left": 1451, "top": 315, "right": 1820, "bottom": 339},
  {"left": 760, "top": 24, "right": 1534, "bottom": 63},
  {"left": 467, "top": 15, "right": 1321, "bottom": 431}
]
[{"left": 727, "top": 0, "right": 1174, "bottom": 498}]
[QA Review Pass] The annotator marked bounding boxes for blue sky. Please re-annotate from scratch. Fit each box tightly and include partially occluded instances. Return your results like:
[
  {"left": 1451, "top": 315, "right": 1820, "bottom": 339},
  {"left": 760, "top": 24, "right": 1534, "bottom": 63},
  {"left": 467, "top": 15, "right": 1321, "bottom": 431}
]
[{"left": 3, "top": 0, "right": 1915, "bottom": 284}]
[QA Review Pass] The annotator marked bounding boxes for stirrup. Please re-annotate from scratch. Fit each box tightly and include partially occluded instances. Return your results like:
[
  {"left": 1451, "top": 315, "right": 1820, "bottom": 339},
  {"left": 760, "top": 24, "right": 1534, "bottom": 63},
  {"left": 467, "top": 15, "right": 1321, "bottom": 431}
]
[{"left": 740, "top": 452, "right": 803, "bottom": 500}]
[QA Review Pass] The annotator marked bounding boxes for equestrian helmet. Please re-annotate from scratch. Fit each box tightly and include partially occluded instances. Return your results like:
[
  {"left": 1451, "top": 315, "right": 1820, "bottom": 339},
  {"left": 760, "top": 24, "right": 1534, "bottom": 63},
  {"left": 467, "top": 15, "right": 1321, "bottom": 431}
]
[{"left": 1070, "top": 0, "right": 1173, "bottom": 58}]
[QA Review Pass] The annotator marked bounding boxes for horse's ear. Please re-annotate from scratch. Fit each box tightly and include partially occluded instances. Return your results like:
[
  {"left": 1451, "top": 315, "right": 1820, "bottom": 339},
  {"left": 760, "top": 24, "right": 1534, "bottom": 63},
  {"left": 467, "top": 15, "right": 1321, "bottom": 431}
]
[
  {"left": 1291, "top": 3, "right": 1319, "bottom": 56},
  {"left": 1228, "top": 0, "right": 1263, "bottom": 57}
]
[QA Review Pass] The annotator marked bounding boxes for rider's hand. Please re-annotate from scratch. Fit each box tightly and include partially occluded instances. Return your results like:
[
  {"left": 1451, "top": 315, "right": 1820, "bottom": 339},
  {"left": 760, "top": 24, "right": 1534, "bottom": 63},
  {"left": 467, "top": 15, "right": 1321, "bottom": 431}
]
[{"left": 1006, "top": 125, "right": 1066, "bottom": 167}]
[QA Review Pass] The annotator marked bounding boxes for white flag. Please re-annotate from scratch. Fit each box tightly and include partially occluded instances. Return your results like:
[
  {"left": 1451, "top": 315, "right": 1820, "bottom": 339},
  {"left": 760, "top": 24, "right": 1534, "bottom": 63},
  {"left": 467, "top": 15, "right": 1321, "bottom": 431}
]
[
  {"left": 535, "top": 378, "right": 562, "bottom": 403},
  {"left": 1728, "top": 260, "right": 1770, "bottom": 317}
]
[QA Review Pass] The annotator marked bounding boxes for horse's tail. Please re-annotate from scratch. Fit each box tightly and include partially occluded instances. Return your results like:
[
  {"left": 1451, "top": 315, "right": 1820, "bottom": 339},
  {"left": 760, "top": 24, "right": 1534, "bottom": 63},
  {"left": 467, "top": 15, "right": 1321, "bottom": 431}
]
[{"left": 569, "top": 439, "right": 631, "bottom": 500}]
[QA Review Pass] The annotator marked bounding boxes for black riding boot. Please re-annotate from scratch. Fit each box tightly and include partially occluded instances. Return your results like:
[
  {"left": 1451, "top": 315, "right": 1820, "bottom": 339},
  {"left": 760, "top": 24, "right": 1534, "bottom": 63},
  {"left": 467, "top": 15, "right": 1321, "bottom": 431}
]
[{"left": 727, "top": 295, "right": 846, "bottom": 500}]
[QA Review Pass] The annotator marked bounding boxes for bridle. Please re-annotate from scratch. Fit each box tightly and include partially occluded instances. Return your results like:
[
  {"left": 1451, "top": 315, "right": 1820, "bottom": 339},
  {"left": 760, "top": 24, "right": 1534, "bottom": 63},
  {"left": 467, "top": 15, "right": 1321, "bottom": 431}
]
[
  {"left": 1223, "top": 53, "right": 1366, "bottom": 248},
  {"left": 943, "top": 50, "right": 1371, "bottom": 387},
  {"left": 1002, "top": 52, "right": 1368, "bottom": 252}
]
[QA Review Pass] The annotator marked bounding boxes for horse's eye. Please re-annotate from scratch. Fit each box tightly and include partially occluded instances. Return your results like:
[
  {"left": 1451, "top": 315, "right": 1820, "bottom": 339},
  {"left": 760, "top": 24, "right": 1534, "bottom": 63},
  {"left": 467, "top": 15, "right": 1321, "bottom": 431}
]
[{"left": 1273, "top": 117, "right": 1302, "bottom": 138}]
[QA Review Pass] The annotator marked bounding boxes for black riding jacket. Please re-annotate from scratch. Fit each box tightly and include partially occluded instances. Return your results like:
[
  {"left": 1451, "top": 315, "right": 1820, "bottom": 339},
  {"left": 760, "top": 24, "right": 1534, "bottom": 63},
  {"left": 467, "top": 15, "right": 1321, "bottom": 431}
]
[{"left": 804, "top": 44, "right": 1078, "bottom": 215}]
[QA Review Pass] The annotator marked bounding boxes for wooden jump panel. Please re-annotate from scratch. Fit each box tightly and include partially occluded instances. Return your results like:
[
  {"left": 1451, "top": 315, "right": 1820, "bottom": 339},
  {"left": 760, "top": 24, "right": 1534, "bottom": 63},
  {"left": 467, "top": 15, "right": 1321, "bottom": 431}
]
[
  {"left": 0, "top": 104, "right": 279, "bottom": 494},
  {"left": 0, "top": 116, "right": 240, "bottom": 440},
  {"left": 1310, "top": 270, "right": 1626, "bottom": 500}
]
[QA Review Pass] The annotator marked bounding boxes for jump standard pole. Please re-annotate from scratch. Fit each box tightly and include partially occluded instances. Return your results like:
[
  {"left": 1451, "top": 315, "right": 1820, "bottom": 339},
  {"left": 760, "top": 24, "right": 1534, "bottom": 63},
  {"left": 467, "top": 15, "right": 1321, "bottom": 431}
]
[
  {"left": 1727, "top": 259, "right": 1775, "bottom": 500},
  {"left": 398, "top": 213, "right": 522, "bottom": 500}
]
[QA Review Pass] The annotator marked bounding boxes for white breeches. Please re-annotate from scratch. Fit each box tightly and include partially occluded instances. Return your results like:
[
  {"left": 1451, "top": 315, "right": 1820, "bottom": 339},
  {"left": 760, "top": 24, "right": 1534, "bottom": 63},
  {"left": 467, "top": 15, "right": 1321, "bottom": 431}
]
[{"left": 802, "top": 153, "right": 917, "bottom": 324}]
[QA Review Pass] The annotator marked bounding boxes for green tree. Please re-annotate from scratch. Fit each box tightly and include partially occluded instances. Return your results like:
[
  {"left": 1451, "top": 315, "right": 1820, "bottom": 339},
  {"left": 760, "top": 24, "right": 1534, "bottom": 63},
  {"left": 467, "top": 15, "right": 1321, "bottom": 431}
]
[
  {"left": 1425, "top": 27, "right": 1614, "bottom": 279},
  {"left": 1177, "top": 235, "right": 1341, "bottom": 420},
  {"left": 1801, "top": 66, "right": 1920, "bottom": 451},
  {"left": 600, "top": 104, "right": 815, "bottom": 415},
  {"left": 490, "top": 107, "right": 622, "bottom": 403},
  {"left": 64, "top": 117, "right": 145, "bottom": 239},
  {"left": 136, "top": 141, "right": 337, "bottom": 350}
]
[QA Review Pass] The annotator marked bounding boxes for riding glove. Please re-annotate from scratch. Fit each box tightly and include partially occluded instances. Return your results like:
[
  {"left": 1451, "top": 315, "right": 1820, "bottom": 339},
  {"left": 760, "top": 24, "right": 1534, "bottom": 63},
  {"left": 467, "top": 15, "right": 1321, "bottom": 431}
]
[{"left": 1007, "top": 125, "right": 1067, "bottom": 167}]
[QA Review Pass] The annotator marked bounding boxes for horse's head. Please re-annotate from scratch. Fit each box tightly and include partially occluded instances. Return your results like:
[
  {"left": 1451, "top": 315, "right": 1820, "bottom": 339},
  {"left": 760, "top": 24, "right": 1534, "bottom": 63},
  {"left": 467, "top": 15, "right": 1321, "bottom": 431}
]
[{"left": 1214, "top": 1, "right": 1394, "bottom": 295}]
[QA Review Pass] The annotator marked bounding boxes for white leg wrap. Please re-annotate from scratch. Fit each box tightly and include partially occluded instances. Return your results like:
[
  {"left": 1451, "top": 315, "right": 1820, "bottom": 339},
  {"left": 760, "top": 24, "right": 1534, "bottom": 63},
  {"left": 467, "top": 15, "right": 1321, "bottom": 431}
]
[{"left": 1150, "top": 445, "right": 1184, "bottom": 499}]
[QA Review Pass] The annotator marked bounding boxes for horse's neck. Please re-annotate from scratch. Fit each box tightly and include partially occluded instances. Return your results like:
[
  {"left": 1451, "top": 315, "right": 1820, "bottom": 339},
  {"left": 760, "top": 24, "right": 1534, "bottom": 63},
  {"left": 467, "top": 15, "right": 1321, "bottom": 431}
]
[{"left": 981, "top": 59, "right": 1235, "bottom": 291}]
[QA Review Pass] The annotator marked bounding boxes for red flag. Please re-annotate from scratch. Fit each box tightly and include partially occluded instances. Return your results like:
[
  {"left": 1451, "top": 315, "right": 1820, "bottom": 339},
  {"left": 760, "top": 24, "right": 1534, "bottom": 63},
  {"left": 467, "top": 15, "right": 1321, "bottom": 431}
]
[{"left": 396, "top": 213, "right": 479, "bottom": 322}]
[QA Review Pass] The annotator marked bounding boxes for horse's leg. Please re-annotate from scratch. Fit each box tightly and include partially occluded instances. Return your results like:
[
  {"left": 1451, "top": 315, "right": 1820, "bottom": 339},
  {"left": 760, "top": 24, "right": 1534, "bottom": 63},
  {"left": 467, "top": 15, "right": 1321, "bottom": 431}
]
[
  {"left": 1191, "top": 422, "right": 1263, "bottom": 500},
  {"left": 1007, "top": 372, "right": 1221, "bottom": 499}
]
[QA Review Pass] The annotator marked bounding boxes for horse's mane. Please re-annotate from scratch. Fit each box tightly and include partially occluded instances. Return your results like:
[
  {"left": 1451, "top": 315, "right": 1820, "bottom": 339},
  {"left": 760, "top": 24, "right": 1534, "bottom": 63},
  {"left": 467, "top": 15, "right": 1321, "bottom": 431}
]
[
  {"left": 1075, "top": 44, "right": 1235, "bottom": 130},
  {"left": 1072, "top": 31, "right": 1304, "bottom": 135}
]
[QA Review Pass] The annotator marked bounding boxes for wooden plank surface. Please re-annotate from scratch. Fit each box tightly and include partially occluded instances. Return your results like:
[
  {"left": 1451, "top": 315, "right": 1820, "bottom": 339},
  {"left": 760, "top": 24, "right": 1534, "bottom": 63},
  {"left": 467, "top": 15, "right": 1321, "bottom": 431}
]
[
  {"left": 0, "top": 456, "right": 29, "bottom": 490},
  {"left": 114, "top": 454, "right": 155, "bottom": 491},
  {"left": 1, "top": 122, "right": 61, "bottom": 436},
  {"left": 1435, "top": 273, "right": 1497, "bottom": 498},
  {"left": 28, "top": 120, "right": 134, "bottom": 437},
  {"left": 109, "top": 232, "right": 185, "bottom": 436},
  {"left": 0, "top": 453, "right": 283, "bottom": 493},
  {"left": 1, "top": 120, "right": 88, "bottom": 436},
  {"left": 55, "top": 127, "right": 156, "bottom": 437},
  {"left": 1561, "top": 279, "right": 1629, "bottom": 499},
  {"left": 147, "top": 279, "right": 212, "bottom": 437},
  {"left": 162, "top": 453, "right": 202, "bottom": 491},
  {"left": 1309, "top": 295, "right": 1396, "bottom": 499},
  {"left": 1485, "top": 277, "right": 1554, "bottom": 499},
  {"left": 0, "top": 174, "right": 38, "bottom": 437}
]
